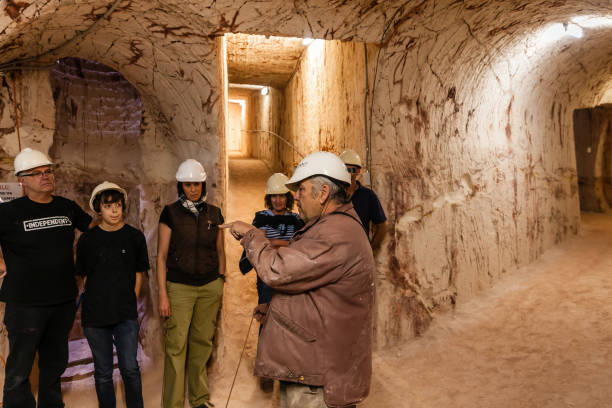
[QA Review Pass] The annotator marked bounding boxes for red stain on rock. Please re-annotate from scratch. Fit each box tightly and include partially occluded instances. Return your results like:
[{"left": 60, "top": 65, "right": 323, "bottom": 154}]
[
  {"left": 5, "top": 0, "right": 28, "bottom": 20},
  {"left": 505, "top": 96, "right": 514, "bottom": 141}
]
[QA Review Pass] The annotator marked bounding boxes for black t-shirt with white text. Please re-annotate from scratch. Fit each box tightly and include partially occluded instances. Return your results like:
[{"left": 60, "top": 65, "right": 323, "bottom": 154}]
[
  {"left": 76, "top": 224, "right": 149, "bottom": 327},
  {"left": 0, "top": 196, "right": 92, "bottom": 305}
]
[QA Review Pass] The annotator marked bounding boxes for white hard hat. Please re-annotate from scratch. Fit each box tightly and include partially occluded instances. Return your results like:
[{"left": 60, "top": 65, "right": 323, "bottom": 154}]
[
  {"left": 14, "top": 148, "right": 54, "bottom": 175},
  {"left": 339, "top": 149, "right": 362, "bottom": 168},
  {"left": 266, "top": 173, "right": 290, "bottom": 195},
  {"left": 89, "top": 181, "right": 128, "bottom": 212},
  {"left": 176, "top": 159, "right": 207, "bottom": 182},
  {"left": 286, "top": 151, "right": 351, "bottom": 192}
]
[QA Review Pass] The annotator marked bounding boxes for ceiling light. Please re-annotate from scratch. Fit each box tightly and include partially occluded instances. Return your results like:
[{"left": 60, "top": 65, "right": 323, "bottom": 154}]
[
  {"left": 261, "top": 87, "right": 269, "bottom": 96},
  {"left": 302, "top": 38, "right": 313, "bottom": 46}
]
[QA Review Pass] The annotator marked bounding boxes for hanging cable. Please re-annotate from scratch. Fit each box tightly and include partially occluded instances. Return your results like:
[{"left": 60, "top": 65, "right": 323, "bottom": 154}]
[
  {"left": 11, "top": 75, "right": 22, "bottom": 151},
  {"left": 224, "top": 315, "right": 254, "bottom": 408},
  {"left": 363, "top": 42, "right": 371, "bottom": 178},
  {"left": 243, "top": 129, "right": 306, "bottom": 159}
]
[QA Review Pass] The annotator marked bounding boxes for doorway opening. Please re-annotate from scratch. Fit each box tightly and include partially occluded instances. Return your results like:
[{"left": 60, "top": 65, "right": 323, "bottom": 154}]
[
  {"left": 223, "top": 32, "right": 376, "bottom": 175},
  {"left": 49, "top": 57, "right": 149, "bottom": 383},
  {"left": 573, "top": 105, "right": 612, "bottom": 212},
  {"left": 215, "top": 32, "right": 377, "bottom": 397}
]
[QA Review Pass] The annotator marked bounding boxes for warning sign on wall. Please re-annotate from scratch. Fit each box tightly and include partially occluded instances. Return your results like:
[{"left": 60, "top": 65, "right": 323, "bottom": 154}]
[{"left": 0, "top": 183, "right": 23, "bottom": 203}]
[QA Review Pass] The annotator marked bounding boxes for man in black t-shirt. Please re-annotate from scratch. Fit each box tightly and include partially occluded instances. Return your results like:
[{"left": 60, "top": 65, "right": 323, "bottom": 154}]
[{"left": 0, "top": 148, "right": 92, "bottom": 408}]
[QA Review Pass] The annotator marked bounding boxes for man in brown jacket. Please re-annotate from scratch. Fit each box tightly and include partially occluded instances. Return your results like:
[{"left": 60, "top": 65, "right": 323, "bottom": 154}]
[{"left": 222, "top": 151, "right": 375, "bottom": 408}]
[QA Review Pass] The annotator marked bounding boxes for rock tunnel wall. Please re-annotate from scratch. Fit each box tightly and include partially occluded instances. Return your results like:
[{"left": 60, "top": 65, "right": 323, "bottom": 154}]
[
  {"left": 250, "top": 87, "right": 284, "bottom": 173},
  {"left": 0, "top": 0, "right": 611, "bottom": 389},
  {"left": 281, "top": 39, "right": 375, "bottom": 173}
]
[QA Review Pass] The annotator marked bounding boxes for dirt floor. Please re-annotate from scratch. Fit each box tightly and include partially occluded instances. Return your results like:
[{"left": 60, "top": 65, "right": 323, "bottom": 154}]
[
  {"left": 364, "top": 211, "right": 612, "bottom": 408},
  {"left": 63, "top": 158, "right": 612, "bottom": 407}
]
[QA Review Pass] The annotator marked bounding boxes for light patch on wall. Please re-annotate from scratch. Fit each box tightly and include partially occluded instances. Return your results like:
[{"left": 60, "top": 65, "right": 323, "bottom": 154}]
[
  {"left": 228, "top": 98, "right": 246, "bottom": 153},
  {"left": 228, "top": 99, "right": 246, "bottom": 108},
  {"left": 521, "top": 15, "right": 612, "bottom": 57},
  {"left": 534, "top": 23, "right": 582, "bottom": 47},
  {"left": 261, "top": 91, "right": 271, "bottom": 130},
  {"left": 571, "top": 15, "right": 612, "bottom": 28},
  {"left": 308, "top": 39, "right": 325, "bottom": 55},
  {"left": 598, "top": 86, "right": 612, "bottom": 104}
]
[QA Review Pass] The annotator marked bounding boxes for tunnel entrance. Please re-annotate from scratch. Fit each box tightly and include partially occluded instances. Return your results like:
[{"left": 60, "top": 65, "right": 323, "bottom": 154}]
[
  {"left": 216, "top": 33, "right": 379, "bottom": 399},
  {"left": 573, "top": 105, "right": 612, "bottom": 212},
  {"left": 224, "top": 33, "right": 309, "bottom": 171},
  {"left": 223, "top": 33, "right": 376, "bottom": 174}
]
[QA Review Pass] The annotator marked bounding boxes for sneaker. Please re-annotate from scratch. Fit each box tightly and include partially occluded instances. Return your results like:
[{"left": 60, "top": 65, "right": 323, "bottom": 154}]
[{"left": 195, "top": 402, "right": 215, "bottom": 408}]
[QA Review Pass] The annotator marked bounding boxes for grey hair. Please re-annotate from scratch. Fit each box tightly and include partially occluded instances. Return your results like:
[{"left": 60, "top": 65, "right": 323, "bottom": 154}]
[{"left": 309, "top": 175, "right": 350, "bottom": 204}]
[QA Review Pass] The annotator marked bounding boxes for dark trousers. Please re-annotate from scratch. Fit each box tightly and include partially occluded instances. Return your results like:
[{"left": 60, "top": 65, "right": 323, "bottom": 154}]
[
  {"left": 83, "top": 319, "right": 143, "bottom": 408},
  {"left": 2, "top": 301, "right": 76, "bottom": 408}
]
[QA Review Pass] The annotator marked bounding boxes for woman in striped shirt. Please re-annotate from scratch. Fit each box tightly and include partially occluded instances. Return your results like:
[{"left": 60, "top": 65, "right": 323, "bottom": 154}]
[{"left": 239, "top": 173, "right": 304, "bottom": 390}]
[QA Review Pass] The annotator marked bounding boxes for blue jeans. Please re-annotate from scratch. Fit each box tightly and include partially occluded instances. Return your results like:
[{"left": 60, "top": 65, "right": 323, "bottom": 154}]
[
  {"left": 83, "top": 319, "right": 143, "bottom": 408},
  {"left": 2, "top": 301, "right": 76, "bottom": 408}
]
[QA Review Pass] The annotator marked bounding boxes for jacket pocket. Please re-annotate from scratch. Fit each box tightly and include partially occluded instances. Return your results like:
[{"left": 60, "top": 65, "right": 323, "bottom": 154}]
[{"left": 269, "top": 308, "right": 316, "bottom": 342}]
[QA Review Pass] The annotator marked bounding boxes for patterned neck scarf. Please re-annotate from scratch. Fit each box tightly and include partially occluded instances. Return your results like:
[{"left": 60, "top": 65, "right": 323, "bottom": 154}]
[{"left": 179, "top": 193, "right": 206, "bottom": 216}]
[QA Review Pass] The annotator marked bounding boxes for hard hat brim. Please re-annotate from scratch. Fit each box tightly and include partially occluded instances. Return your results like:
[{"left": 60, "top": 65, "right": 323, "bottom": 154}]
[
  {"left": 14, "top": 161, "right": 55, "bottom": 176},
  {"left": 89, "top": 183, "right": 128, "bottom": 212},
  {"left": 285, "top": 174, "right": 350, "bottom": 192}
]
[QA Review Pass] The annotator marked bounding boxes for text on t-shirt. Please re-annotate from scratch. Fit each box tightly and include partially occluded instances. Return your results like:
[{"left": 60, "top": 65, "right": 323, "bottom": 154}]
[{"left": 23, "top": 216, "right": 73, "bottom": 231}]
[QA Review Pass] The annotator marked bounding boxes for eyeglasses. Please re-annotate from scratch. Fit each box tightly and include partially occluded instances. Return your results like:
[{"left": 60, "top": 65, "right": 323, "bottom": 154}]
[
  {"left": 20, "top": 168, "right": 55, "bottom": 177},
  {"left": 346, "top": 167, "right": 360, "bottom": 174}
]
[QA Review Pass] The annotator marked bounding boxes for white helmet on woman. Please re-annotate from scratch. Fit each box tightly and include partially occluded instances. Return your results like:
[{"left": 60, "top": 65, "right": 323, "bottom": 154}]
[
  {"left": 285, "top": 151, "right": 350, "bottom": 192},
  {"left": 176, "top": 159, "right": 207, "bottom": 182},
  {"left": 339, "top": 149, "right": 362, "bottom": 168},
  {"left": 265, "top": 173, "right": 290, "bottom": 195},
  {"left": 14, "top": 148, "right": 54, "bottom": 175}
]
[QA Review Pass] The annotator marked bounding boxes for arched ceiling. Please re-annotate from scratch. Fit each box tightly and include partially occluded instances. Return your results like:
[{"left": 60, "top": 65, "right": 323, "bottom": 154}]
[{"left": 0, "top": 1, "right": 610, "bottom": 105}]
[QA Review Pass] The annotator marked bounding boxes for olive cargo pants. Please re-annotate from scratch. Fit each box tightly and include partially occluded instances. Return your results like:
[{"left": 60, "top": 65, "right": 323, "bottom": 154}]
[{"left": 162, "top": 278, "right": 223, "bottom": 408}]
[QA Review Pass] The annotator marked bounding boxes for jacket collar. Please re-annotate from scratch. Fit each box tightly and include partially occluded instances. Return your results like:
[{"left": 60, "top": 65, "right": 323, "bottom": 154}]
[{"left": 295, "top": 202, "right": 355, "bottom": 236}]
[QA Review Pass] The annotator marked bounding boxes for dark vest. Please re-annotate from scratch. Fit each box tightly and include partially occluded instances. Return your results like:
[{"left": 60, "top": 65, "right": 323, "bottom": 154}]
[{"left": 165, "top": 201, "right": 223, "bottom": 286}]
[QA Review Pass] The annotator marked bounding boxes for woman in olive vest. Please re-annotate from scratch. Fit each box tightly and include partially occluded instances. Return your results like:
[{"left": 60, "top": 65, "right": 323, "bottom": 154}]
[{"left": 157, "top": 159, "right": 225, "bottom": 408}]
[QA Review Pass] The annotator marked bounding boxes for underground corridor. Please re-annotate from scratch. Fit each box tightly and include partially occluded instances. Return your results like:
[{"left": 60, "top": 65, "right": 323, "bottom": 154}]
[{"left": 1, "top": 1, "right": 612, "bottom": 407}]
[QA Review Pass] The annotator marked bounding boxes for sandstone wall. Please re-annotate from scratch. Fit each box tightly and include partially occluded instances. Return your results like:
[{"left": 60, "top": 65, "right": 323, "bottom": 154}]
[
  {"left": 281, "top": 40, "right": 375, "bottom": 173},
  {"left": 0, "top": 71, "right": 55, "bottom": 180},
  {"left": 250, "top": 87, "right": 284, "bottom": 173}
]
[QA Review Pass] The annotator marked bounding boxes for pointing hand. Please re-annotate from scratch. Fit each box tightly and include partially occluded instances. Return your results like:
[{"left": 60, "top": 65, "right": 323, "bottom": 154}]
[{"left": 220, "top": 221, "right": 255, "bottom": 240}]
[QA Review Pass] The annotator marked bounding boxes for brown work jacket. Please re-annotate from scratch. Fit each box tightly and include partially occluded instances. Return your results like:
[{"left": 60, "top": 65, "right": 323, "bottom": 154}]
[{"left": 241, "top": 203, "right": 375, "bottom": 408}]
